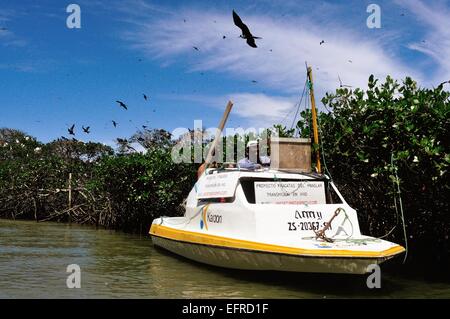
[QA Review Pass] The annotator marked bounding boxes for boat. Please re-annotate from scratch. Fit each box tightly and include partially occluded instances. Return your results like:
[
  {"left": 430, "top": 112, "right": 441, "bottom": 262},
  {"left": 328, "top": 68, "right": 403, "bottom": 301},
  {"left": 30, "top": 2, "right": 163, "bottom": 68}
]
[{"left": 150, "top": 66, "right": 405, "bottom": 274}]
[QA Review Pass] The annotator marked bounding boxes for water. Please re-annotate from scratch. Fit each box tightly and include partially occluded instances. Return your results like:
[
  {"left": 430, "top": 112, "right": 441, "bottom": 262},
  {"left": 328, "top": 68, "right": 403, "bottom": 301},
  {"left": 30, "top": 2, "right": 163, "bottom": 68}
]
[{"left": 0, "top": 219, "right": 449, "bottom": 298}]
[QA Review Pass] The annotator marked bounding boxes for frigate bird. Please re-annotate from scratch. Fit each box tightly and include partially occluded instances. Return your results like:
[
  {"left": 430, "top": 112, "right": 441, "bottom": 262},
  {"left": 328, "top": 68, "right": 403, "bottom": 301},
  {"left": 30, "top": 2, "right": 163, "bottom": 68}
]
[
  {"left": 116, "top": 100, "right": 128, "bottom": 110},
  {"left": 232, "top": 10, "right": 261, "bottom": 48},
  {"left": 68, "top": 124, "right": 75, "bottom": 135}
]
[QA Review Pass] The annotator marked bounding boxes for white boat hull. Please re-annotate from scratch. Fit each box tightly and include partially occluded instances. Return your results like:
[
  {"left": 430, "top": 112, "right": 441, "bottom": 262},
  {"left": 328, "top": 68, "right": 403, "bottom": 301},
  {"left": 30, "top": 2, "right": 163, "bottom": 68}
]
[
  {"left": 150, "top": 169, "right": 405, "bottom": 275},
  {"left": 152, "top": 234, "right": 395, "bottom": 274}
]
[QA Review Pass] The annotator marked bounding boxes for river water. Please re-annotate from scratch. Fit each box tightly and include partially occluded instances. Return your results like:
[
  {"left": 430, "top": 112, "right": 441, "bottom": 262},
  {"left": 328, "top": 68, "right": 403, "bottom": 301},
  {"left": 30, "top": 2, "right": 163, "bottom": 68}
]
[{"left": 0, "top": 219, "right": 449, "bottom": 298}]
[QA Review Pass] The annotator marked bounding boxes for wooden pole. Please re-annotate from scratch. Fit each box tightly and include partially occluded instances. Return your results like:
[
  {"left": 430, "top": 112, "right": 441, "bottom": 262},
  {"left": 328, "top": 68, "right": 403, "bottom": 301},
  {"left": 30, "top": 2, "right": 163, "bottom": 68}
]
[
  {"left": 198, "top": 100, "right": 233, "bottom": 177},
  {"left": 68, "top": 173, "right": 72, "bottom": 210},
  {"left": 307, "top": 66, "right": 322, "bottom": 174}
]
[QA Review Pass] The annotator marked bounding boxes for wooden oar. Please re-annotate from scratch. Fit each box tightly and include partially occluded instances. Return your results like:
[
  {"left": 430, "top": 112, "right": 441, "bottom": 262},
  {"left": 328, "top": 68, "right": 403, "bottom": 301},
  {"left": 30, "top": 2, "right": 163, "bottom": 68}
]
[{"left": 197, "top": 100, "right": 233, "bottom": 178}]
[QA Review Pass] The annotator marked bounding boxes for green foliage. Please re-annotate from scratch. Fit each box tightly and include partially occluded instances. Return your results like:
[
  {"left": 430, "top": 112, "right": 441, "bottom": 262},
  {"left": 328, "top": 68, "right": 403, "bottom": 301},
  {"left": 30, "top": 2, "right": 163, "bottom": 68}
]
[
  {"left": 301, "top": 75, "right": 449, "bottom": 271},
  {"left": 0, "top": 129, "right": 197, "bottom": 233}
]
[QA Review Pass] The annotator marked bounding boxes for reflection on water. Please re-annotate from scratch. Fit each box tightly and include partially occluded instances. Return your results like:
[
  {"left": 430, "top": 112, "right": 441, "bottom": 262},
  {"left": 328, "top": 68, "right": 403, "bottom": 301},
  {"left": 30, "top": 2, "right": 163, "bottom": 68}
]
[{"left": 0, "top": 219, "right": 449, "bottom": 298}]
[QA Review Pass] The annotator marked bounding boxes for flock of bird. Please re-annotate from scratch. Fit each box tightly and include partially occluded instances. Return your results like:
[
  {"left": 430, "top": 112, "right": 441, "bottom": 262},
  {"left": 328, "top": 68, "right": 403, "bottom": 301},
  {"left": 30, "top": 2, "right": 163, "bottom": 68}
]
[
  {"left": 7, "top": 9, "right": 433, "bottom": 146},
  {"left": 62, "top": 10, "right": 263, "bottom": 144},
  {"left": 64, "top": 93, "right": 149, "bottom": 143}
]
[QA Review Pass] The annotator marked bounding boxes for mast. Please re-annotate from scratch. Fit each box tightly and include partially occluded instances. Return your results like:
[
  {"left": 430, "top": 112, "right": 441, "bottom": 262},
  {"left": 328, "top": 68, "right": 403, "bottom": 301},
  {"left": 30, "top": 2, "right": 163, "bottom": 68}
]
[{"left": 306, "top": 66, "right": 322, "bottom": 174}]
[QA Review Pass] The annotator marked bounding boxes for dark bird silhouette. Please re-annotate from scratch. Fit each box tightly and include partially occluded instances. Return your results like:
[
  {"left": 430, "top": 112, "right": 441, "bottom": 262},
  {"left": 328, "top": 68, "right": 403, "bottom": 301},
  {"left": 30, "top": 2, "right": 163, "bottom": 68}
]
[
  {"left": 116, "top": 138, "right": 136, "bottom": 152},
  {"left": 232, "top": 10, "right": 261, "bottom": 48},
  {"left": 0, "top": 27, "right": 7, "bottom": 31},
  {"left": 61, "top": 136, "right": 69, "bottom": 141},
  {"left": 116, "top": 100, "right": 128, "bottom": 110},
  {"left": 320, "top": 40, "right": 325, "bottom": 45},
  {"left": 338, "top": 75, "right": 352, "bottom": 88},
  {"left": 82, "top": 126, "right": 90, "bottom": 134},
  {"left": 112, "top": 120, "right": 118, "bottom": 128},
  {"left": 251, "top": 80, "right": 258, "bottom": 83},
  {"left": 68, "top": 124, "right": 75, "bottom": 136},
  {"left": 438, "top": 80, "right": 450, "bottom": 88},
  {"left": 143, "top": 93, "right": 148, "bottom": 100},
  {"left": 223, "top": 35, "right": 226, "bottom": 39},
  {"left": 348, "top": 60, "right": 353, "bottom": 63},
  {"left": 142, "top": 125, "right": 148, "bottom": 129},
  {"left": 193, "top": 46, "right": 199, "bottom": 51}
]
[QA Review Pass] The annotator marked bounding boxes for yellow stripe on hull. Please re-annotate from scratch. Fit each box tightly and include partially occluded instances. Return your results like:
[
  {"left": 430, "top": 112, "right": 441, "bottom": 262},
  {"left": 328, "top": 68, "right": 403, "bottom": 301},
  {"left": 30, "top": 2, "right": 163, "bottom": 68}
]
[{"left": 150, "top": 224, "right": 405, "bottom": 259}]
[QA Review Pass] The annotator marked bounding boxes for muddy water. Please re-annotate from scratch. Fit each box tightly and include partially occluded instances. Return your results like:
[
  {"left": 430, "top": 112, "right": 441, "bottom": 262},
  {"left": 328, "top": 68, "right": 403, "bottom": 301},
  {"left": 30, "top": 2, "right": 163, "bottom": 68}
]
[{"left": 0, "top": 219, "right": 449, "bottom": 298}]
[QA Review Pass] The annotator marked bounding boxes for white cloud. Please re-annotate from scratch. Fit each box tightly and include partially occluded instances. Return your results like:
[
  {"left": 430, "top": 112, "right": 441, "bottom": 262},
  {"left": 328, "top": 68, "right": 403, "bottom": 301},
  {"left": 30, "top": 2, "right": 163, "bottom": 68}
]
[
  {"left": 122, "top": 8, "right": 420, "bottom": 96},
  {"left": 162, "top": 92, "right": 301, "bottom": 128},
  {"left": 396, "top": 0, "right": 450, "bottom": 82}
]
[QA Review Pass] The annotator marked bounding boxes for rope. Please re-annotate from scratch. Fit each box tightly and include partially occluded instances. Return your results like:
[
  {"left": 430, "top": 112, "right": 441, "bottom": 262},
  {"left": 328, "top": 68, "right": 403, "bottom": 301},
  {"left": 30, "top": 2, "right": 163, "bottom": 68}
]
[
  {"left": 391, "top": 153, "right": 409, "bottom": 264},
  {"left": 290, "top": 79, "right": 308, "bottom": 130},
  {"left": 316, "top": 109, "right": 333, "bottom": 181}
]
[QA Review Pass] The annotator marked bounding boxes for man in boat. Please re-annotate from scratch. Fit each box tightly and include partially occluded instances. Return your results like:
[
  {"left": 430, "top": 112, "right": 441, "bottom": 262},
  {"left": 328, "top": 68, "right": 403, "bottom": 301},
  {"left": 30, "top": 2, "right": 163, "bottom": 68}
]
[
  {"left": 197, "top": 140, "right": 270, "bottom": 178},
  {"left": 237, "top": 140, "right": 270, "bottom": 169}
]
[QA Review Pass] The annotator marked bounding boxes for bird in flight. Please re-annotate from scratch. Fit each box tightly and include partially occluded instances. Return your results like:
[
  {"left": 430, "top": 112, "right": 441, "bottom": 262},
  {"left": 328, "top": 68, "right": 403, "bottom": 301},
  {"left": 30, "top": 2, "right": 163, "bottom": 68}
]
[
  {"left": 112, "top": 120, "right": 118, "bottom": 128},
  {"left": 68, "top": 124, "right": 75, "bottom": 136},
  {"left": 223, "top": 35, "right": 226, "bottom": 39},
  {"left": 251, "top": 80, "right": 258, "bottom": 83},
  {"left": 116, "top": 100, "right": 128, "bottom": 110},
  {"left": 61, "top": 136, "right": 69, "bottom": 141},
  {"left": 143, "top": 93, "right": 148, "bottom": 101},
  {"left": 82, "top": 126, "right": 90, "bottom": 134},
  {"left": 193, "top": 46, "right": 199, "bottom": 51},
  {"left": 232, "top": 10, "right": 261, "bottom": 48},
  {"left": 338, "top": 75, "right": 352, "bottom": 88},
  {"left": 0, "top": 27, "right": 7, "bottom": 31},
  {"left": 320, "top": 40, "right": 325, "bottom": 45}
]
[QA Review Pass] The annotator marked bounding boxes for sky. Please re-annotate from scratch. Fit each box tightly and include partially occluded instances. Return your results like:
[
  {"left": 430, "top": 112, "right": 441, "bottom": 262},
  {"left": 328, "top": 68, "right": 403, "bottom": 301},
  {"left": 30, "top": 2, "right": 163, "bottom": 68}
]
[{"left": 0, "top": 0, "right": 449, "bottom": 146}]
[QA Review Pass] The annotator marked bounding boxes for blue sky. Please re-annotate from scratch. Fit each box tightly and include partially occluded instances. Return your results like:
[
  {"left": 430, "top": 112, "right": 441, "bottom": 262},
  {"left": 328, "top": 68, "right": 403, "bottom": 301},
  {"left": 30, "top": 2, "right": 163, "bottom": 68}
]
[{"left": 0, "top": 0, "right": 449, "bottom": 146}]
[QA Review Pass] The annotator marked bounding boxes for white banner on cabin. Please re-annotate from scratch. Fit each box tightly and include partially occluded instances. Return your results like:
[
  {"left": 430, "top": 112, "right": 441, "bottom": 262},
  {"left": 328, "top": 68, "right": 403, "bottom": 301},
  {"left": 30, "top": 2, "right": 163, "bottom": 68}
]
[
  {"left": 196, "top": 172, "right": 240, "bottom": 199},
  {"left": 254, "top": 181, "right": 326, "bottom": 204}
]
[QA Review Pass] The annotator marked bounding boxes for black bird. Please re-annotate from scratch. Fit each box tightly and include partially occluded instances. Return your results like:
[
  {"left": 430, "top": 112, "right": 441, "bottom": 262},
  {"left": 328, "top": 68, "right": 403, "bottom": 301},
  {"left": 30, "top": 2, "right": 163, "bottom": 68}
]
[
  {"left": 61, "top": 136, "right": 69, "bottom": 141},
  {"left": 0, "top": 27, "right": 7, "bottom": 31},
  {"left": 143, "top": 93, "right": 148, "bottom": 101},
  {"left": 193, "top": 46, "right": 199, "bottom": 51},
  {"left": 223, "top": 35, "right": 226, "bottom": 39},
  {"left": 82, "top": 126, "right": 90, "bottom": 134},
  {"left": 68, "top": 124, "right": 75, "bottom": 136},
  {"left": 320, "top": 40, "right": 325, "bottom": 45},
  {"left": 116, "top": 100, "right": 128, "bottom": 110},
  {"left": 251, "top": 80, "right": 257, "bottom": 83},
  {"left": 142, "top": 125, "right": 148, "bottom": 129},
  {"left": 112, "top": 120, "right": 118, "bottom": 128},
  {"left": 338, "top": 75, "right": 352, "bottom": 88},
  {"left": 232, "top": 10, "right": 261, "bottom": 48},
  {"left": 438, "top": 80, "right": 450, "bottom": 87}
]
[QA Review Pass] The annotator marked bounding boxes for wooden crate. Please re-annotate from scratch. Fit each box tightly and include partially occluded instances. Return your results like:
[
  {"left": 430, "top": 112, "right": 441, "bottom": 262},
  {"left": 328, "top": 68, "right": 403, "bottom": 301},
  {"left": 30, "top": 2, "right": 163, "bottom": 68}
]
[{"left": 270, "top": 137, "right": 311, "bottom": 172}]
